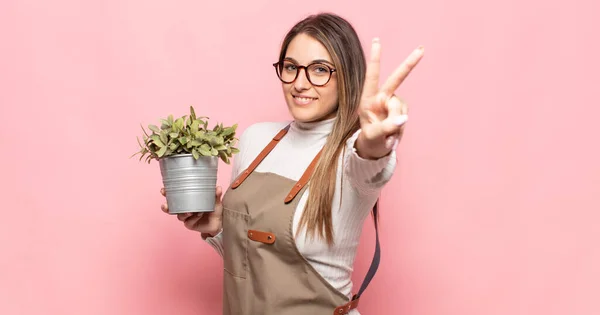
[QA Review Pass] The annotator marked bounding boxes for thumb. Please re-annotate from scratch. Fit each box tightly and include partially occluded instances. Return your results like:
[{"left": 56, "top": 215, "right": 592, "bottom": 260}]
[
  {"left": 377, "top": 95, "right": 407, "bottom": 135},
  {"left": 380, "top": 114, "right": 408, "bottom": 135}
]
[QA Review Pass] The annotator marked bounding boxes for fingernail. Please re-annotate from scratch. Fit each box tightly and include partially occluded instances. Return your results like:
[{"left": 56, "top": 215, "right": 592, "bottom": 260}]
[
  {"left": 418, "top": 45, "right": 424, "bottom": 51},
  {"left": 373, "top": 37, "right": 380, "bottom": 43},
  {"left": 392, "top": 115, "right": 408, "bottom": 126}
]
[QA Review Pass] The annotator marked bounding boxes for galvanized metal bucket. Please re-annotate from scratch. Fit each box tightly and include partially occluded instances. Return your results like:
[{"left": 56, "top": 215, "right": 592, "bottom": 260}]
[{"left": 159, "top": 154, "right": 218, "bottom": 214}]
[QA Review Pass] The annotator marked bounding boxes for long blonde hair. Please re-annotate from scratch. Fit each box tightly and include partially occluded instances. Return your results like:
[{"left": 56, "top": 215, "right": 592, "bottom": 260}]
[{"left": 277, "top": 13, "right": 367, "bottom": 245}]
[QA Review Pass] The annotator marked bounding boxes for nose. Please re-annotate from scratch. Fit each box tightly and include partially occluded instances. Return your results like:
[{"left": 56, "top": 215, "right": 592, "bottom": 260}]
[{"left": 293, "top": 68, "right": 311, "bottom": 91}]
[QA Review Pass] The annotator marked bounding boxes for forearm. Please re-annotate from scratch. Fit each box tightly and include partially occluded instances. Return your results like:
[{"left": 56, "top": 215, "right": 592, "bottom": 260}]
[
  {"left": 202, "top": 228, "right": 224, "bottom": 257},
  {"left": 344, "top": 129, "right": 397, "bottom": 193},
  {"left": 354, "top": 131, "right": 395, "bottom": 160}
]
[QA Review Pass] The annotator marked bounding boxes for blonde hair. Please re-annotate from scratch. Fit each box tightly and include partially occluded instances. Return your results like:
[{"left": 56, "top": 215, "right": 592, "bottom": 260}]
[{"left": 277, "top": 13, "right": 367, "bottom": 245}]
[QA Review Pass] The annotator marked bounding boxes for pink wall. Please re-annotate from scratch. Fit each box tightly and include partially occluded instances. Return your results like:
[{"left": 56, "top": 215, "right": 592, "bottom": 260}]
[{"left": 1, "top": 0, "right": 599, "bottom": 314}]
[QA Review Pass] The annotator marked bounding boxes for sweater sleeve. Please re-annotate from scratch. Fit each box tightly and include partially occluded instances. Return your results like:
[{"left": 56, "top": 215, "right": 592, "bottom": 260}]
[{"left": 344, "top": 129, "right": 397, "bottom": 194}]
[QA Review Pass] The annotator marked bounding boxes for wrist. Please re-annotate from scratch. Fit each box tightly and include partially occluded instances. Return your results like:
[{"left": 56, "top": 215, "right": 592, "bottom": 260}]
[
  {"left": 201, "top": 229, "right": 221, "bottom": 239},
  {"left": 354, "top": 132, "right": 391, "bottom": 160},
  {"left": 203, "top": 220, "right": 222, "bottom": 238}
]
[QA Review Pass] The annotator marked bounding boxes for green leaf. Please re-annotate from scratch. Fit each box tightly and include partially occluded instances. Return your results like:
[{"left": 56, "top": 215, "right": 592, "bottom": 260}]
[
  {"left": 160, "top": 119, "right": 171, "bottom": 129},
  {"left": 219, "top": 150, "right": 230, "bottom": 164},
  {"left": 169, "top": 132, "right": 179, "bottom": 139},
  {"left": 190, "top": 140, "right": 203, "bottom": 146},
  {"left": 151, "top": 135, "right": 164, "bottom": 147},
  {"left": 214, "top": 145, "right": 226, "bottom": 150},
  {"left": 157, "top": 146, "right": 167, "bottom": 157},
  {"left": 199, "top": 143, "right": 212, "bottom": 156},
  {"left": 178, "top": 137, "right": 188, "bottom": 145},
  {"left": 168, "top": 114, "right": 173, "bottom": 124},
  {"left": 192, "top": 148, "right": 200, "bottom": 159},
  {"left": 175, "top": 118, "right": 184, "bottom": 130},
  {"left": 199, "top": 148, "right": 211, "bottom": 156},
  {"left": 209, "top": 136, "right": 220, "bottom": 146},
  {"left": 159, "top": 131, "right": 168, "bottom": 144},
  {"left": 221, "top": 126, "right": 236, "bottom": 137},
  {"left": 211, "top": 147, "right": 218, "bottom": 155},
  {"left": 230, "top": 147, "right": 240, "bottom": 154},
  {"left": 191, "top": 120, "right": 200, "bottom": 134},
  {"left": 196, "top": 131, "right": 208, "bottom": 141},
  {"left": 190, "top": 106, "right": 196, "bottom": 121},
  {"left": 148, "top": 124, "right": 160, "bottom": 133}
]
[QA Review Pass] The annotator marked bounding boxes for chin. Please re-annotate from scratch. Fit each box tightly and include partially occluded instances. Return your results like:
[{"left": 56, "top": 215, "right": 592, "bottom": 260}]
[
  {"left": 288, "top": 108, "right": 335, "bottom": 123},
  {"left": 288, "top": 108, "right": 319, "bottom": 122},
  {"left": 285, "top": 96, "right": 337, "bottom": 122}
]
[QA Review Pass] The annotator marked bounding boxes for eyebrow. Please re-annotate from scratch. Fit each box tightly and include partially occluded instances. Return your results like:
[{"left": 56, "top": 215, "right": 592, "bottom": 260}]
[{"left": 283, "top": 57, "right": 335, "bottom": 67}]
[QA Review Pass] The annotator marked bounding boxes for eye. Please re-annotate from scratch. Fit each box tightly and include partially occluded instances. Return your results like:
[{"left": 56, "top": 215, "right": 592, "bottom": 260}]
[
  {"left": 309, "top": 63, "right": 331, "bottom": 76},
  {"left": 283, "top": 62, "right": 297, "bottom": 72},
  {"left": 314, "top": 66, "right": 328, "bottom": 73}
]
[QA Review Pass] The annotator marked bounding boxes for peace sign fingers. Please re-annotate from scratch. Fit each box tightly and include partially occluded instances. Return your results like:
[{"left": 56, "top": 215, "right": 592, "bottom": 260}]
[
  {"left": 354, "top": 39, "right": 424, "bottom": 160},
  {"left": 380, "top": 46, "right": 425, "bottom": 97},
  {"left": 363, "top": 38, "right": 382, "bottom": 99}
]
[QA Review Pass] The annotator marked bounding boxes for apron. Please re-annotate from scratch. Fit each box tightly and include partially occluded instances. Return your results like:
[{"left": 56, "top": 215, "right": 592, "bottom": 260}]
[{"left": 220, "top": 124, "right": 381, "bottom": 315}]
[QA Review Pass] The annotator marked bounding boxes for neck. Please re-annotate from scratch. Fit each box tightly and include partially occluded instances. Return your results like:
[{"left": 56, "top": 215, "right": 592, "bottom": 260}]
[{"left": 292, "top": 116, "right": 336, "bottom": 133}]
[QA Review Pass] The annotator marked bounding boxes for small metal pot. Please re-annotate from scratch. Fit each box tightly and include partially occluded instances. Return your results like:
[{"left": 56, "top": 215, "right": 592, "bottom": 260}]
[{"left": 158, "top": 154, "right": 218, "bottom": 214}]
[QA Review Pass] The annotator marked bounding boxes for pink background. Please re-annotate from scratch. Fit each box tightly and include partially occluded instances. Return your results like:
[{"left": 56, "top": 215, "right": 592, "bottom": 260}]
[{"left": 1, "top": 0, "right": 599, "bottom": 314}]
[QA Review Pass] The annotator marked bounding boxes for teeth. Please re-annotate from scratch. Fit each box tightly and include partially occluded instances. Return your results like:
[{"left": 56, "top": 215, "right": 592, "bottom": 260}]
[{"left": 295, "top": 97, "right": 316, "bottom": 102}]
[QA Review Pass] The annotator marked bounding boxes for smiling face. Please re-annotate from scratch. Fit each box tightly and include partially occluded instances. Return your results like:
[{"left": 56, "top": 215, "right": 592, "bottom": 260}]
[{"left": 280, "top": 33, "right": 339, "bottom": 123}]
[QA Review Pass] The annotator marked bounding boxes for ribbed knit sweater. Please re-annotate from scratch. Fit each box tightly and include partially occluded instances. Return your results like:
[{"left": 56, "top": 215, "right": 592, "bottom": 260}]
[{"left": 204, "top": 117, "right": 396, "bottom": 312}]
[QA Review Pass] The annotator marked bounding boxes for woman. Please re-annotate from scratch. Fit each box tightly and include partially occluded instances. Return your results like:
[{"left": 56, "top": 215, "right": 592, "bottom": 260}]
[{"left": 160, "top": 12, "right": 423, "bottom": 315}]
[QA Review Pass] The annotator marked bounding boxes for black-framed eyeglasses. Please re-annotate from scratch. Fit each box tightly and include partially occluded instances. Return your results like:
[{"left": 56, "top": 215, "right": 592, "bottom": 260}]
[{"left": 272, "top": 60, "right": 336, "bottom": 87}]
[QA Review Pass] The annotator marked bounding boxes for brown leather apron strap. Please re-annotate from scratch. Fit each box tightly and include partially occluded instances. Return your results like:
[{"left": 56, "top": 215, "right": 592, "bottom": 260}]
[
  {"left": 231, "top": 125, "right": 290, "bottom": 189},
  {"left": 231, "top": 123, "right": 323, "bottom": 204},
  {"left": 284, "top": 149, "right": 322, "bottom": 203},
  {"left": 333, "top": 298, "right": 360, "bottom": 314}
]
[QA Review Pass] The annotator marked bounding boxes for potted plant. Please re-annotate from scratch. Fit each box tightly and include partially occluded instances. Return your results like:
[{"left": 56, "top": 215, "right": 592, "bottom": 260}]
[{"left": 133, "top": 105, "right": 239, "bottom": 214}]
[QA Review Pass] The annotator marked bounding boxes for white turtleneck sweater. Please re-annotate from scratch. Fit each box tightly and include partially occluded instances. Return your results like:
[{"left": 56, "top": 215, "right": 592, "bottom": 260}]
[{"left": 204, "top": 117, "right": 396, "bottom": 311}]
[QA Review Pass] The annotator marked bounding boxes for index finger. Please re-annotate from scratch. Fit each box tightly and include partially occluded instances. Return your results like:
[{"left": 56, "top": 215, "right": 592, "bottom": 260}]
[
  {"left": 380, "top": 46, "right": 424, "bottom": 97},
  {"left": 363, "top": 38, "right": 382, "bottom": 98}
]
